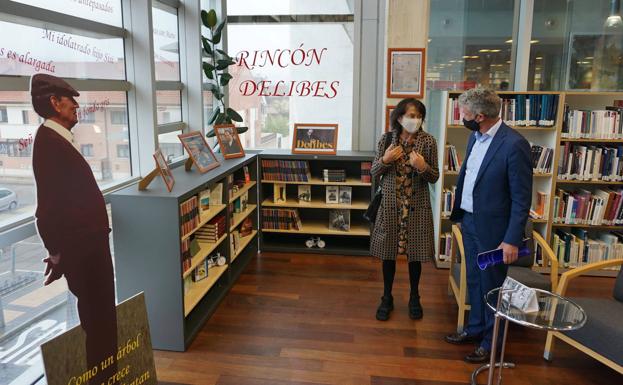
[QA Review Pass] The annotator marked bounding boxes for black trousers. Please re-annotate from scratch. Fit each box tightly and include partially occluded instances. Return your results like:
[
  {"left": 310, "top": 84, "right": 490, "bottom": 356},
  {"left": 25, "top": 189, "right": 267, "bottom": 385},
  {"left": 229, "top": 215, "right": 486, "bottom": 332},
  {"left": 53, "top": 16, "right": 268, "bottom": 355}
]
[{"left": 63, "top": 233, "right": 118, "bottom": 384}]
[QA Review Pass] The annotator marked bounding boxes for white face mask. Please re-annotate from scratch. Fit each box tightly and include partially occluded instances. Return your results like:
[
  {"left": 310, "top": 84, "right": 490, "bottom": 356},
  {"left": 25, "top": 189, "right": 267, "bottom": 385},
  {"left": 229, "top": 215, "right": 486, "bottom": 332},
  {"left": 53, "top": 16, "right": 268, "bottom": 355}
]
[{"left": 401, "top": 117, "right": 422, "bottom": 133}]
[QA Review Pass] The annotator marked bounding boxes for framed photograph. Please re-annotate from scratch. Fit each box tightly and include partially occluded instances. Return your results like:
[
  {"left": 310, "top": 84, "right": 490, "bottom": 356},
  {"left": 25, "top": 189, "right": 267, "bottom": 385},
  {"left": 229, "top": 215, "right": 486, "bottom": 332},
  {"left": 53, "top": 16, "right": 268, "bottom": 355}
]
[
  {"left": 339, "top": 186, "right": 352, "bottom": 205},
  {"left": 297, "top": 185, "right": 311, "bottom": 203},
  {"left": 215, "top": 124, "right": 245, "bottom": 159},
  {"left": 326, "top": 186, "right": 339, "bottom": 204},
  {"left": 153, "top": 149, "right": 175, "bottom": 192},
  {"left": 292, "top": 123, "right": 338, "bottom": 155},
  {"left": 385, "top": 105, "right": 396, "bottom": 132},
  {"left": 329, "top": 209, "right": 351, "bottom": 231},
  {"left": 273, "top": 183, "right": 286, "bottom": 203},
  {"left": 387, "top": 48, "right": 426, "bottom": 99},
  {"left": 178, "top": 131, "right": 220, "bottom": 173}
]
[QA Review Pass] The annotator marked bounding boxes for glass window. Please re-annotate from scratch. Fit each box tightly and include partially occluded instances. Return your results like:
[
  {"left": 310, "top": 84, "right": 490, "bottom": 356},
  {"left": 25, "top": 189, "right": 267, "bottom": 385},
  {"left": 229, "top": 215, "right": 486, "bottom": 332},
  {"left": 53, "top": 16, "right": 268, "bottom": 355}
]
[
  {"left": 81, "top": 144, "right": 94, "bottom": 157},
  {"left": 0, "top": 20, "right": 126, "bottom": 80},
  {"left": 158, "top": 131, "right": 184, "bottom": 163},
  {"left": 0, "top": 107, "right": 7, "bottom": 123},
  {"left": 152, "top": 3, "right": 181, "bottom": 82},
  {"left": 529, "top": 0, "right": 623, "bottom": 91},
  {"left": 156, "top": 91, "right": 182, "bottom": 124},
  {"left": 21, "top": 110, "right": 29, "bottom": 124},
  {"left": 116, "top": 144, "right": 130, "bottom": 158},
  {"left": 110, "top": 110, "right": 128, "bottom": 125},
  {"left": 227, "top": 0, "right": 354, "bottom": 16},
  {"left": 226, "top": 22, "right": 354, "bottom": 150},
  {"left": 11, "top": 0, "right": 123, "bottom": 27}
]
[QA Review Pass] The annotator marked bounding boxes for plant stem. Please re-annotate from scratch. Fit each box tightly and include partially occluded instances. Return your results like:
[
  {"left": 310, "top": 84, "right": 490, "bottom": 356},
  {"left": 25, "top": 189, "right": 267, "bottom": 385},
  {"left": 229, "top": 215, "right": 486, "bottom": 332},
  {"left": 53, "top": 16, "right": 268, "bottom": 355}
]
[{"left": 211, "top": 28, "right": 226, "bottom": 115}]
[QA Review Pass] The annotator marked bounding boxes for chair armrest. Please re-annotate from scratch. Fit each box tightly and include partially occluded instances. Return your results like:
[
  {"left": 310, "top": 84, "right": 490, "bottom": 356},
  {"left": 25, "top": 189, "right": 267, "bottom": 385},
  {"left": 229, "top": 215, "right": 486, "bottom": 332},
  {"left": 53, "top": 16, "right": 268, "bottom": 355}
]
[
  {"left": 533, "top": 231, "right": 559, "bottom": 291},
  {"left": 556, "top": 259, "right": 623, "bottom": 296},
  {"left": 451, "top": 224, "right": 467, "bottom": 284}
]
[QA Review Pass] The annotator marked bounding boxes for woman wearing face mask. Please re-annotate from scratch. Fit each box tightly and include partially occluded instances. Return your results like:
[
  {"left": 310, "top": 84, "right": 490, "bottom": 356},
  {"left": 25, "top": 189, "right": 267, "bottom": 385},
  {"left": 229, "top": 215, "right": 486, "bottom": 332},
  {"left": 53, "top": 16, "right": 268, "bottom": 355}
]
[{"left": 370, "top": 98, "right": 439, "bottom": 321}]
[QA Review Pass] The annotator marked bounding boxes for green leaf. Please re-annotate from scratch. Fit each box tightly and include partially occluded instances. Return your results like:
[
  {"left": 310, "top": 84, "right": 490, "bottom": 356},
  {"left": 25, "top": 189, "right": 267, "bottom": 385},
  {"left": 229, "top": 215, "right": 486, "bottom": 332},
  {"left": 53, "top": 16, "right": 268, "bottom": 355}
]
[
  {"left": 201, "top": 38, "right": 212, "bottom": 55},
  {"left": 207, "top": 108, "right": 219, "bottom": 125},
  {"left": 236, "top": 126, "right": 249, "bottom": 134},
  {"left": 204, "top": 82, "right": 219, "bottom": 93},
  {"left": 214, "top": 21, "right": 226, "bottom": 36},
  {"left": 215, "top": 113, "right": 227, "bottom": 125},
  {"left": 201, "top": 9, "right": 217, "bottom": 28},
  {"left": 205, "top": 129, "right": 215, "bottom": 138},
  {"left": 216, "top": 49, "right": 231, "bottom": 61},
  {"left": 212, "top": 32, "right": 222, "bottom": 45},
  {"left": 216, "top": 60, "right": 230, "bottom": 70},
  {"left": 220, "top": 73, "right": 232, "bottom": 86},
  {"left": 226, "top": 108, "right": 243, "bottom": 122}
]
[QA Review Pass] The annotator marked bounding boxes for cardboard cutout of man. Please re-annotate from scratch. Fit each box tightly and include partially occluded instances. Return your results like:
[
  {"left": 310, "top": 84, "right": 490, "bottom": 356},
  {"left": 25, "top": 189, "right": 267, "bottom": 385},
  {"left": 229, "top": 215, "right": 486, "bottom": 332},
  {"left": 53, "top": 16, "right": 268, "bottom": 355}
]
[{"left": 31, "top": 74, "right": 117, "bottom": 383}]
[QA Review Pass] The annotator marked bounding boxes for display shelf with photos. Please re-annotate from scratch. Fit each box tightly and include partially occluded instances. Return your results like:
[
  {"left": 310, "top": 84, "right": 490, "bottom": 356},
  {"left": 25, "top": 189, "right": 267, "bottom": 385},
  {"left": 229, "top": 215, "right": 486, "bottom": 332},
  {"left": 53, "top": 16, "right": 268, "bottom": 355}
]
[
  {"left": 432, "top": 91, "right": 623, "bottom": 276},
  {"left": 258, "top": 150, "right": 374, "bottom": 255},
  {"left": 111, "top": 154, "right": 259, "bottom": 351}
]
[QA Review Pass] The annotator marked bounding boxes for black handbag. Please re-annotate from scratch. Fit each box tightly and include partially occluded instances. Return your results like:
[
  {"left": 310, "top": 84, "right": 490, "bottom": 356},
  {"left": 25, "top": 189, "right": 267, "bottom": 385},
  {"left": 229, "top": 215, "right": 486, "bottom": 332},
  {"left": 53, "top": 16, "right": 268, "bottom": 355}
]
[{"left": 363, "top": 134, "right": 393, "bottom": 224}]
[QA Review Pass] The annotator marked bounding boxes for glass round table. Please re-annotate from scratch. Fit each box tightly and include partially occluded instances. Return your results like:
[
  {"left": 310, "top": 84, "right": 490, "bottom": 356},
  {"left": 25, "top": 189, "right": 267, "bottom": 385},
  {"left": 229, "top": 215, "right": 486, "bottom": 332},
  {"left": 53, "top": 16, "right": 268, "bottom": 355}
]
[{"left": 471, "top": 287, "right": 587, "bottom": 385}]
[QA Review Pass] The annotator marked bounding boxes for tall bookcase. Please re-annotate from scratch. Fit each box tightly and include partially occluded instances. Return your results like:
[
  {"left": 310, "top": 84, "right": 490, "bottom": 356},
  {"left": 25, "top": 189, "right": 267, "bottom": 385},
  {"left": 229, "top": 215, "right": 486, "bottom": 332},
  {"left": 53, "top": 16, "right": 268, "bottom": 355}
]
[
  {"left": 258, "top": 150, "right": 374, "bottom": 256},
  {"left": 433, "top": 91, "right": 623, "bottom": 277},
  {"left": 110, "top": 154, "right": 259, "bottom": 351}
]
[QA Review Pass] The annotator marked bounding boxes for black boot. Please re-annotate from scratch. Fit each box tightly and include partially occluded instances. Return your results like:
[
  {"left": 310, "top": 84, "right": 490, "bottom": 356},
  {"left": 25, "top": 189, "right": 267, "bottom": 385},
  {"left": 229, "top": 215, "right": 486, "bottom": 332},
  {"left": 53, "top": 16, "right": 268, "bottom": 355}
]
[
  {"left": 376, "top": 295, "right": 394, "bottom": 321},
  {"left": 409, "top": 295, "right": 423, "bottom": 320}
]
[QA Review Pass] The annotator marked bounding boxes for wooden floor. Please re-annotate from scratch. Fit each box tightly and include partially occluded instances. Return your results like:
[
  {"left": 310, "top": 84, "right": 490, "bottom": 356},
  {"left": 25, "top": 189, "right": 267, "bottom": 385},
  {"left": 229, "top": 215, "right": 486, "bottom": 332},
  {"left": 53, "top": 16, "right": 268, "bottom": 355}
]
[{"left": 155, "top": 253, "right": 622, "bottom": 385}]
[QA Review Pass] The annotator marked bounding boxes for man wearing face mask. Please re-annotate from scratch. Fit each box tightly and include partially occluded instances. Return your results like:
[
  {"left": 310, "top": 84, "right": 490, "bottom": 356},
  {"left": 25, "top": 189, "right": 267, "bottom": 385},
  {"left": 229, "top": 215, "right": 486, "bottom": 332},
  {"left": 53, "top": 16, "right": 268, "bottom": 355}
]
[
  {"left": 444, "top": 88, "right": 532, "bottom": 364},
  {"left": 370, "top": 98, "right": 439, "bottom": 322}
]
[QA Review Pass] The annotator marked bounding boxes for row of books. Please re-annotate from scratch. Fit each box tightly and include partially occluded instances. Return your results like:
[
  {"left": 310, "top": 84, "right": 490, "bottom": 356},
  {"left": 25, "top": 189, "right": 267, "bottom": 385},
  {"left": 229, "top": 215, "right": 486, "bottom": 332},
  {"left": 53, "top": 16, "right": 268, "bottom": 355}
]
[
  {"left": 552, "top": 188, "right": 623, "bottom": 225},
  {"left": 261, "top": 208, "right": 303, "bottom": 230},
  {"left": 361, "top": 162, "right": 372, "bottom": 183},
  {"left": 446, "top": 94, "right": 558, "bottom": 127},
  {"left": 195, "top": 215, "right": 226, "bottom": 243},
  {"left": 445, "top": 145, "right": 461, "bottom": 172},
  {"left": 557, "top": 143, "right": 623, "bottom": 182},
  {"left": 439, "top": 232, "right": 453, "bottom": 261},
  {"left": 229, "top": 191, "right": 249, "bottom": 223},
  {"left": 441, "top": 186, "right": 456, "bottom": 216},
  {"left": 530, "top": 144, "right": 554, "bottom": 174},
  {"left": 231, "top": 217, "right": 254, "bottom": 255},
  {"left": 273, "top": 184, "right": 353, "bottom": 205},
  {"left": 530, "top": 191, "right": 549, "bottom": 220},
  {"left": 261, "top": 160, "right": 311, "bottom": 182},
  {"left": 562, "top": 106, "right": 623, "bottom": 139},
  {"left": 323, "top": 169, "right": 346, "bottom": 182},
  {"left": 181, "top": 238, "right": 192, "bottom": 273},
  {"left": 552, "top": 229, "right": 623, "bottom": 269},
  {"left": 180, "top": 196, "right": 200, "bottom": 237}
]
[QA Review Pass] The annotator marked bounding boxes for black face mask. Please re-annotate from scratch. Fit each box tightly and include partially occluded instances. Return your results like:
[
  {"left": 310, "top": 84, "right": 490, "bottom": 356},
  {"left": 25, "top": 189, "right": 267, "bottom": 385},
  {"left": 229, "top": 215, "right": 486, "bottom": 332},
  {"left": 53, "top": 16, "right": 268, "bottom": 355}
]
[{"left": 462, "top": 118, "right": 480, "bottom": 131}]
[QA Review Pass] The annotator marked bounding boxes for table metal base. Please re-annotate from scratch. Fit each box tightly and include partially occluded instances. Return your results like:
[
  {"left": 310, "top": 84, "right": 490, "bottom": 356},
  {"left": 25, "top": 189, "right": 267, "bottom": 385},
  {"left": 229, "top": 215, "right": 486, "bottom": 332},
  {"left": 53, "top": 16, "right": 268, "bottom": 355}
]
[{"left": 471, "top": 362, "right": 516, "bottom": 385}]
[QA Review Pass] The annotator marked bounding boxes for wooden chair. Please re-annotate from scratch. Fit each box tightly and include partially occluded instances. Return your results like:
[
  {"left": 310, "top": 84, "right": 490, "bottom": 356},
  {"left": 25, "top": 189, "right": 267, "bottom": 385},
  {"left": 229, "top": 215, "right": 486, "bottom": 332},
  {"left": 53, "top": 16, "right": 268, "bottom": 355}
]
[
  {"left": 448, "top": 225, "right": 559, "bottom": 333},
  {"left": 543, "top": 259, "right": 623, "bottom": 374}
]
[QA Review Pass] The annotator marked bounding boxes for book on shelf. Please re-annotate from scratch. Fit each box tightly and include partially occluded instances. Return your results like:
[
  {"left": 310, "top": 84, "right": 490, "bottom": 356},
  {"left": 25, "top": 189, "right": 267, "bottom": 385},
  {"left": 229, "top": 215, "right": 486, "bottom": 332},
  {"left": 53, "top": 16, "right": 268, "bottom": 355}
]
[
  {"left": 339, "top": 186, "right": 352, "bottom": 205},
  {"left": 180, "top": 196, "right": 199, "bottom": 237},
  {"left": 195, "top": 215, "right": 226, "bottom": 243},
  {"left": 552, "top": 188, "right": 623, "bottom": 225},
  {"left": 447, "top": 94, "right": 558, "bottom": 127},
  {"left": 181, "top": 238, "right": 192, "bottom": 272},
  {"left": 445, "top": 144, "right": 461, "bottom": 172},
  {"left": 233, "top": 198, "right": 241, "bottom": 213},
  {"left": 261, "top": 159, "right": 311, "bottom": 182},
  {"left": 439, "top": 232, "right": 453, "bottom": 261},
  {"left": 261, "top": 208, "right": 303, "bottom": 230},
  {"left": 227, "top": 174, "right": 235, "bottom": 200},
  {"left": 297, "top": 185, "right": 311, "bottom": 203},
  {"left": 328, "top": 209, "right": 351, "bottom": 231},
  {"left": 552, "top": 229, "right": 623, "bottom": 269},
  {"left": 210, "top": 183, "right": 223, "bottom": 205},
  {"left": 192, "top": 259, "right": 208, "bottom": 282},
  {"left": 241, "top": 191, "right": 249, "bottom": 211},
  {"left": 243, "top": 165, "right": 251, "bottom": 183},
  {"left": 273, "top": 183, "right": 287, "bottom": 203},
  {"left": 231, "top": 229, "right": 240, "bottom": 254},
  {"left": 557, "top": 142, "right": 623, "bottom": 181},
  {"left": 326, "top": 186, "right": 339, "bottom": 204},
  {"left": 530, "top": 191, "right": 549, "bottom": 220},
  {"left": 240, "top": 217, "right": 253, "bottom": 237},
  {"left": 199, "top": 188, "right": 210, "bottom": 218},
  {"left": 562, "top": 105, "right": 623, "bottom": 139},
  {"left": 361, "top": 162, "right": 372, "bottom": 183},
  {"left": 323, "top": 169, "right": 346, "bottom": 183},
  {"left": 530, "top": 144, "right": 554, "bottom": 173},
  {"left": 442, "top": 186, "right": 456, "bottom": 216},
  {"left": 183, "top": 275, "right": 192, "bottom": 295}
]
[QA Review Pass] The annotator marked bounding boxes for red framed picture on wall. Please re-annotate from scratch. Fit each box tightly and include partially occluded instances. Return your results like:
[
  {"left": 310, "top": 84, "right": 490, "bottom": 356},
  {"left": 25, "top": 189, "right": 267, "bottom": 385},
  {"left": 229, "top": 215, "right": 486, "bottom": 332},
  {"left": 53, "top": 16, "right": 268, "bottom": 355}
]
[
  {"left": 387, "top": 48, "right": 426, "bottom": 99},
  {"left": 385, "top": 105, "right": 396, "bottom": 132}
]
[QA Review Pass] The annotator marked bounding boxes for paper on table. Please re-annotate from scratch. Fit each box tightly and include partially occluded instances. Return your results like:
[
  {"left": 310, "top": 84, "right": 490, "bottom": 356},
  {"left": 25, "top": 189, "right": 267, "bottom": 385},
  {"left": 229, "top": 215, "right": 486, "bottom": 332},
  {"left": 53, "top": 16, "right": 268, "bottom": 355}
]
[{"left": 501, "top": 276, "right": 539, "bottom": 313}]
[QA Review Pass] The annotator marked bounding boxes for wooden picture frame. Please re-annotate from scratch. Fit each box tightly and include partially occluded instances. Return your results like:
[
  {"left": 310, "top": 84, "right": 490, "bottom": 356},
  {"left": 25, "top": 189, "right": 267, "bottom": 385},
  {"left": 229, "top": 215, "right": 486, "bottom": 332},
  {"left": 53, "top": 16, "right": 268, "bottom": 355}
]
[
  {"left": 178, "top": 131, "right": 220, "bottom": 173},
  {"left": 387, "top": 48, "right": 426, "bottom": 99},
  {"left": 214, "top": 124, "right": 245, "bottom": 159},
  {"left": 292, "top": 123, "right": 338, "bottom": 155},
  {"left": 385, "top": 105, "right": 396, "bottom": 132},
  {"left": 153, "top": 149, "right": 175, "bottom": 192}
]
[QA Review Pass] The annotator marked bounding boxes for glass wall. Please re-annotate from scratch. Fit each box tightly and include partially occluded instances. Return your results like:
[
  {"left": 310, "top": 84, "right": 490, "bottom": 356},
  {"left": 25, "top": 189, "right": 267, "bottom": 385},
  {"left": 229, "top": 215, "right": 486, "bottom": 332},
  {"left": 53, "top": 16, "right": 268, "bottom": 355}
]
[
  {"left": 529, "top": 0, "right": 623, "bottom": 91},
  {"left": 226, "top": 0, "right": 355, "bottom": 150}
]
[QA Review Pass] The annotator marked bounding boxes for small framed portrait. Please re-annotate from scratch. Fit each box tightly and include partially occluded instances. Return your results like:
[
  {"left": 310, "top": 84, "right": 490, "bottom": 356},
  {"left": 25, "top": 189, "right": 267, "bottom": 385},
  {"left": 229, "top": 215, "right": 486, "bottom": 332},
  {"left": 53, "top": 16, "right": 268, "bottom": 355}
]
[
  {"left": 292, "top": 123, "right": 338, "bottom": 155},
  {"left": 385, "top": 105, "right": 396, "bottom": 132},
  {"left": 178, "top": 131, "right": 220, "bottom": 173},
  {"left": 215, "top": 124, "right": 245, "bottom": 159},
  {"left": 387, "top": 48, "right": 426, "bottom": 99},
  {"left": 153, "top": 149, "right": 175, "bottom": 192}
]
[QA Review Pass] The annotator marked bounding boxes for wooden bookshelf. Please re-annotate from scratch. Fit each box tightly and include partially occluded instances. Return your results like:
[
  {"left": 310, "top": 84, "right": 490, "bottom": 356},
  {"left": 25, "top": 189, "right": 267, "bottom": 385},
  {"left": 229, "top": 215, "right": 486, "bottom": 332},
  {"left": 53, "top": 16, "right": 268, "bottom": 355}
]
[
  {"left": 261, "top": 177, "right": 371, "bottom": 187},
  {"left": 261, "top": 197, "right": 369, "bottom": 210},
  {"left": 444, "top": 170, "right": 459, "bottom": 176},
  {"left": 551, "top": 223, "right": 623, "bottom": 230},
  {"left": 231, "top": 230, "right": 258, "bottom": 262},
  {"left": 534, "top": 173, "right": 553, "bottom": 177},
  {"left": 184, "top": 264, "right": 228, "bottom": 317},
  {"left": 448, "top": 124, "right": 556, "bottom": 131},
  {"left": 556, "top": 179, "right": 622, "bottom": 185},
  {"left": 230, "top": 204, "right": 257, "bottom": 232},
  {"left": 229, "top": 181, "right": 256, "bottom": 204},
  {"left": 533, "top": 265, "right": 620, "bottom": 278},
  {"left": 182, "top": 234, "right": 228, "bottom": 279},
  {"left": 181, "top": 204, "right": 227, "bottom": 241},
  {"left": 560, "top": 138, "right": 623, "bottom": 143},
  {"left": 259, "top": 151, "right": 374, "bottom": 256}
]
